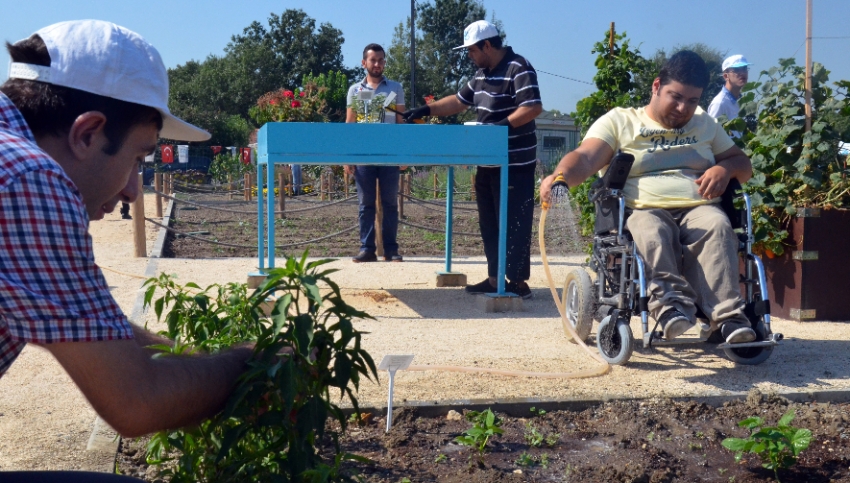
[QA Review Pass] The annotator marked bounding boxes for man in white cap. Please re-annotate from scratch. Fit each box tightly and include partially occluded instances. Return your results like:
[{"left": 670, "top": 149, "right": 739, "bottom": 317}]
[
  {"left": 402, "top": 20, "right": 543, "bottom": 299},
  {"left": 708, "top": 54, "right": 752, "bottom": 121},
  {"left": 0, "top": 20, "right": 254, "bottom": 481}
]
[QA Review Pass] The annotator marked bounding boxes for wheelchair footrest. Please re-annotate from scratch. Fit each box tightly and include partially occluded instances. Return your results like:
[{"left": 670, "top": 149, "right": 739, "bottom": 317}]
[
  {"left": 642, "top": 332, "right": 707, "bottom": 347},
  {"left": 716, "top": 333, "right": 783, "bottom": 349}
]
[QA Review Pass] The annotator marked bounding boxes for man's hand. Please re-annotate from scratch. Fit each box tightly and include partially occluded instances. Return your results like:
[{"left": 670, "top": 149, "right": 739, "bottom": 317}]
[
  {"left": 344, "top": 165, "right": 356, "bottom": 176},
  {"left": 695, "top": 165, "right": 732, "bottom": 200},
  {"left": 402, "top": 105, "right": 430, "bottom": 123},
  {"left": 540, "top": 173, "right": 559, "bottom": 205}
]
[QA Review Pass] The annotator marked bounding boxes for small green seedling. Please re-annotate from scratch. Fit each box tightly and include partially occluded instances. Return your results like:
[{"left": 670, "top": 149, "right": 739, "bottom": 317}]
[
  {"left": 529, "top": 406, "right": 547, "bottom": 416},
  {"left": 434, "top": 453, "right": 447, "bottom": 464},
  {"left": 515, "top": 452, "right": 535, "bottom": 467},
  {"left": 721, "top": 408, "right": 812, "bottom": 482},
  {"left": 455, "top": 408, "right": 504, "bottom": 454}
]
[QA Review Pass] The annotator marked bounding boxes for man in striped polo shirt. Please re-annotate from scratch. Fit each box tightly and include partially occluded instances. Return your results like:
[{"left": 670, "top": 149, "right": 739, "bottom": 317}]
[{"left": 403, "top": 20, "right": 542, "bottom": 299}]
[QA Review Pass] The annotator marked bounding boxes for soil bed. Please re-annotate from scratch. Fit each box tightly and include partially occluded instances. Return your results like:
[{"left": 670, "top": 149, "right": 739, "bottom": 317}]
[
  {"left": 117, "top": 391, "right": 850, "bottom": 482},
  {"left": 163, "top": 191, "right": 585, "bottom": 259}
]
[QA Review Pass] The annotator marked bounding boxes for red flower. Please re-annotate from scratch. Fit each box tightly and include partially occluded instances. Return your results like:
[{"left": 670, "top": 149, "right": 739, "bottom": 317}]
[
  {"left": 283, "top": 90, "right": 294, "bottom": 99},
  {"left": 299, "top": 91, "right": 306, "bottom": 98},
  {"left": 291, "top": 100, "right": 301, "bottom": 108},
  {"left": 270, "top": 99, "right": 278, "bottom": 105},
  {"left": 424, "top": 94, "right": 436, "bottom": 105}
]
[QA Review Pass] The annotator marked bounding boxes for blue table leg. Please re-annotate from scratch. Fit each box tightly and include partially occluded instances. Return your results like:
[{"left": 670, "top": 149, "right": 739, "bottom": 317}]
[
  {"left": 497, "top": 162, "right": 508, "bottom": 295},
  {"left": 257, "top": 164, "right": 265, "bottom": 272},
  {"left": 445, "top": 166, "right": 454, "bottom": 273},
  {"left": 267, "top": 163, "right": 275, "bottom": 269}
]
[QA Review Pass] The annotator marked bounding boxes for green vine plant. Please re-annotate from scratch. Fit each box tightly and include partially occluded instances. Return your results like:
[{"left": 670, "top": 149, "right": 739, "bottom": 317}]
[
  {"left": 454, "top": 408, "right": 504, "bottom": 455},
  {"left": 141, "top": 252, "right": 378, "bottom": 482},
  {"left": 721, "top": 408, "right": 812, "bottom": 482},
  {"left": 208, "top": 152, "right": 255, "bottom": 186},
  {"left": 731, "top": 59, "right": 850, "bottom": 257}
]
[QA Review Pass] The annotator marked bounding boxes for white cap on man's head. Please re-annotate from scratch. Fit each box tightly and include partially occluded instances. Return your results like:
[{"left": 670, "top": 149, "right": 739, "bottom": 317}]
[
  {"left": 453, "top": 20, "right": 499, "bottom": 50},
  {"left": 8, "top": 20, "right": 210, "bottom": 142},
  {"left": 722, "top": 54, "right": 752, "bottom": 72}
]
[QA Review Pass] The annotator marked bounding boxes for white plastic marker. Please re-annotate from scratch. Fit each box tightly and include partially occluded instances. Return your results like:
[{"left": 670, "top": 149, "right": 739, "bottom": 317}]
[{"left": 377, "top": 354, "right": 415, "bottom": 432}]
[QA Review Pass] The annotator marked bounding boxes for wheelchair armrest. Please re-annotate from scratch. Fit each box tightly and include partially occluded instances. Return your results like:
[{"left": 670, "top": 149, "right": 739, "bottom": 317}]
[{"left": 720, "top": 178, "right": 744, "bottom": 230}]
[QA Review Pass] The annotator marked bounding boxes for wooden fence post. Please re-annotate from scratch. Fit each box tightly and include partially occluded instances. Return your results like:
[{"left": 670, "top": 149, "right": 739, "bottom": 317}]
[
  {"left": 344, "top": 172, "right": 349, "bottom": 197},
  {"left": 132, "top": 176, "right": 146, "bottom": 257},
  {"left": 154, "top": 173, "right": 163, "bottom": 218},
  {"left": 278, "top": 172, "right": 285, "bottom": 216},
  {"left": 433, "top": 170, "right": 438, "bottom": 199},
  {"left": 375, "top": 178, "right": 384, "bottom": 257}
]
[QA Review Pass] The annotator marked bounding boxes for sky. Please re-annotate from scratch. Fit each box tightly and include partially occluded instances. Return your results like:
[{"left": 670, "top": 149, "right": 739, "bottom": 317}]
[{"left": 2, "top": 0, "right": 848, "bottom": 114}]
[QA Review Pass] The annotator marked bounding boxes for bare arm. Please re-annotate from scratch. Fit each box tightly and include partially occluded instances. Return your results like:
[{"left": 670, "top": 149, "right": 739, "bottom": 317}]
[
  {"left": 505, "top": 103, "right": 543, "bottom": 128},
  {"left": 695, "top": 145, "right": 753, "bottom": 199},
  {"left": 41, "top": 330, "right": 253, "bottom": 438},
  {"left": 540, "top": 138, "right": 615, "bottom": 204},
  {"left": 426, "top": 95, "right": 468, "bottom": 117},
  {"left": 395, "top": 105, "right": 404, "bottom": 124}
]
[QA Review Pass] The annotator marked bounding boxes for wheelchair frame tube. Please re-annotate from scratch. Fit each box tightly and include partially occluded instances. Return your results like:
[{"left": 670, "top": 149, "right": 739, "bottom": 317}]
[
  {"left": 634, "top": 249, "right": 649, "bottom": 334},
  {"left": 617, "top": 194, "right": 628, "bottom": 246}
]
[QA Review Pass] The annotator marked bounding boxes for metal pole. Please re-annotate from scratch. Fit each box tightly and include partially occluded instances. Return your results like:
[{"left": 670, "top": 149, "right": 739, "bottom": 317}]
[
  {"left": 375, "top": 178, "right": 384, "bottom": 257},
  {"left": 805, "top": 0, "right": 812, "bottom": 132},
  {"left": 398, "top": 173, "right": 404, "bottom": 218},
  {"left": 410, "top": 0, "right": 416, "bottom": 107},
  {"left": 497, "top": 161, "right": 508, "bottom": 295},
  {"left": 609, "top": 22, "right": 615, "bottom": 57},
  {"left": 267, "top": 161, "right": 275, "bottom": 268},
  {"left": 258, "top": 164, "right": 265, "bottom": 271},
  {"left": 445, "top": 166, "right": 454, "bottom": 273},
  {"left": 385, "top": 369, "right": 397, "bottom": 432}
]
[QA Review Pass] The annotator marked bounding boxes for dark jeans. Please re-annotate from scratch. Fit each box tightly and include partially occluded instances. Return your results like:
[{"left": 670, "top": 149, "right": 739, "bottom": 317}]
[
  {"left": 2, "top": 471, "right": 141, "bottom": 482},
  {"left": 475, "top": 166, "right": 535, "bottom": 282},
  {"left": 354, "top": 166, "right": 400, "bottom": 254},
  {"left": 120, "top": 202, "right": 130, "bottom": 216},
  {"left": 291, "top": 164, "right": 302, "bottom": 195}
]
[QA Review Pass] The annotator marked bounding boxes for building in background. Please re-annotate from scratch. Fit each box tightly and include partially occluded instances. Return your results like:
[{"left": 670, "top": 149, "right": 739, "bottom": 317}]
[{"left": 535, "top": 110, "right": 580, "bottom": 171}]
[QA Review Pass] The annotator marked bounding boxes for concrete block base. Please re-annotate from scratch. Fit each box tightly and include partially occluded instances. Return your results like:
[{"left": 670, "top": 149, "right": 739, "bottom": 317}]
[
  {"left": 248, "top": 272, "right": 267, "bottom": 289},
  {"left": 478, "top": 293, "right": 523, "bottom": 313},
  {"left": 436, "top": 272, "right": 467, "bottom": 287}
]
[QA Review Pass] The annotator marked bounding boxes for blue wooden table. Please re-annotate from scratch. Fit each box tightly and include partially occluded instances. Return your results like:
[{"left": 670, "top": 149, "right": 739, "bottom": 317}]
[{"left": 256, "top": 122, "right": 512, "bottom": 295}]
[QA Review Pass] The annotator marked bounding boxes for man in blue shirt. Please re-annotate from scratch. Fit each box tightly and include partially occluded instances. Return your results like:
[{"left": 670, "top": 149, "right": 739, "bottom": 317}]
[
  {"left": 708, "top": 55, "right": 752, "bottom": 121},
  {"left": 345, "top": 43, "right": 405, "bottom": 263}
]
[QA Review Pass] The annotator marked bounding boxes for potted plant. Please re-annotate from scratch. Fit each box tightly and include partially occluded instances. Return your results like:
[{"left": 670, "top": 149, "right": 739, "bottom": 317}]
[{"left": 733, "top": 60, "right": 850, "bottom": 320}]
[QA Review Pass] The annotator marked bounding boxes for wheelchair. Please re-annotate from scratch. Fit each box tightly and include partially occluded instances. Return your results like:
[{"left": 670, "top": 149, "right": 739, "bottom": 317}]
[{"left": 561, "top": 152, "right": 783, "bottom": 365}]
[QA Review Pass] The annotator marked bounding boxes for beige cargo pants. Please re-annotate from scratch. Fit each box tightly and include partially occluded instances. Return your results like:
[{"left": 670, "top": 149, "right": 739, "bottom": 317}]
[{"left": 625, "top": 204, "right": 750, "bottom": 326}]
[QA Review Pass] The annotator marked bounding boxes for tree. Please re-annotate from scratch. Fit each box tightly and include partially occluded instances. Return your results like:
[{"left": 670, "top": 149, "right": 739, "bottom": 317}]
[
  {"left": 167, "top": 9, "right": 352, "bottom": 144},
  {"left": 385, "top": 0, "right": 504, "bottom": 115}
]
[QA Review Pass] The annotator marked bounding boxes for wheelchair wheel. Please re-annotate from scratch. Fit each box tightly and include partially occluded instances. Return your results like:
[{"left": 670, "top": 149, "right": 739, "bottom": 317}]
[
  {"left": 596, "top": 315, "right": 634, "bottom": 365},
  {"left": 562, "top": 269, "right": 594, "bottom": 342},
  {"left": 722, "top": 320, "right": 773, "bottom": 365}
]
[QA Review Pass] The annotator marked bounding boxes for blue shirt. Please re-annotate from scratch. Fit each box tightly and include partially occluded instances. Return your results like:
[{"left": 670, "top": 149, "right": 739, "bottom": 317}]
[
  {"left": 707, "top": 86, "right": 740, "bottom": 120},
  {"left": 346, "top": 77, "right": 405, "bottom": 124}
]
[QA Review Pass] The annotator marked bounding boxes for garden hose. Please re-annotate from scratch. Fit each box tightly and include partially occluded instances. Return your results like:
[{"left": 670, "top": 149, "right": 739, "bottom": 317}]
[
  {"left": 536, "top": 174, "right": 610, "bottom": 376},
  {"left": 403, "top": 175, "right": 609, "bottom": 380}
]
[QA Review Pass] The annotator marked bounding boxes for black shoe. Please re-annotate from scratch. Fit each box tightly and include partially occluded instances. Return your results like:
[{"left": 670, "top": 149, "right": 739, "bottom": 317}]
[
  {"left": 507, "top": 280, "right": 532, "bottom": 299},
  {"left": 658, "top": 308, "right": 695, "bottom": 340},
  {"left": 121, "top": 214, "right": 132, "bottom": 220},
  {"left": 720, "top": 320, "right": 757, "bottom": 344},
  {"left": 465, "top": 278, "right": 497, "bottom": 294},
  {"left": 384, "top": 252, "right": 403, "bottom": 262},
  {"left": 352, "top": 251, "right": 377, "bottom": 263}
]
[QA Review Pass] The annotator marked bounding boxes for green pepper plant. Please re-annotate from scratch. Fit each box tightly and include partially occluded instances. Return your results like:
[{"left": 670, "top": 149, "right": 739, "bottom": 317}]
[{"left": 141, "top": 252, "right": 378, "bottom": 482}]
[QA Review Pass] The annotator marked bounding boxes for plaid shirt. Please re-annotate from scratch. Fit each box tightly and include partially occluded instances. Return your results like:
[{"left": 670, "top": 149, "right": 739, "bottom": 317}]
[{"left": 0, "top": 92, "right": 134, "bottom": 378}]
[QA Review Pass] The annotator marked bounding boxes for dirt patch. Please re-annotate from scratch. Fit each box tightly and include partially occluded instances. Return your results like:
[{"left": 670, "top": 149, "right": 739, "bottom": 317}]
[
  {"left": 116, "top": 391, "right": 850, "bottom": 482},
  {"left": 163, "top": 192, "right": 586, "bottom": 259}
]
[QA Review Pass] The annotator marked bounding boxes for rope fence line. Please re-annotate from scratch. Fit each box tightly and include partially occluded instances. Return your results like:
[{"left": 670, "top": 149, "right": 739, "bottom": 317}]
[
  {"left": 398, "top": 219, "right": 479, "bottom": 237},
  {"left": 144, "top": 217, "right": 359, "bottom": 250},
  {"left": 146, "top": 188, "right": 358, "bottom": 214},
  {"left": 408, "top": 179, "right": 474, "bottom": 195},
  {"left": 403, "top": 193, "right": 479, "bottom": 210}
]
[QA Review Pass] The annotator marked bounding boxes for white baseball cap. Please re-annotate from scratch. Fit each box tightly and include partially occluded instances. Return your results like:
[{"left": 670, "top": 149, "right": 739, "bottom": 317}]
[
  {"left": 722, "top": 54, "right": 752, "bottom": 72},
  {"left": 8, "top": 20, "right": 210, "bottom": 142},
  {"left": 453, "top": 20, "right": 499, "bottom": 50}
]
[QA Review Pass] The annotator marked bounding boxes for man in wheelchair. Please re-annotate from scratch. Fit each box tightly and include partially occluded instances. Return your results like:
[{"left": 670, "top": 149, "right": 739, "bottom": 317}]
[{"left": 541, "top": 51, "right": 756, "bottom": 345}]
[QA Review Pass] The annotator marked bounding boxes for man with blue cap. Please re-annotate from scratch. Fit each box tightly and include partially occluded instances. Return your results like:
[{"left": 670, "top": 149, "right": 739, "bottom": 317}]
[{"left": 708, "top": 54, "right": 752, "bottom": 121}]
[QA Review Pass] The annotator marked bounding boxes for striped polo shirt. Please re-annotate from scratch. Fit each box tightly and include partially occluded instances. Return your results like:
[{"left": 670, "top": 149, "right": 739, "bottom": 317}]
[{"left": 457, "top": 47, "right": 542, "bottom": 170}]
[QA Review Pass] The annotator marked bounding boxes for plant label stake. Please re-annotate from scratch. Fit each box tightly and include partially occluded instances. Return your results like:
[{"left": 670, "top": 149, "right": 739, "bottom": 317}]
[{"left": 378, "top": 354, "right": 414, "bottom": 432}]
